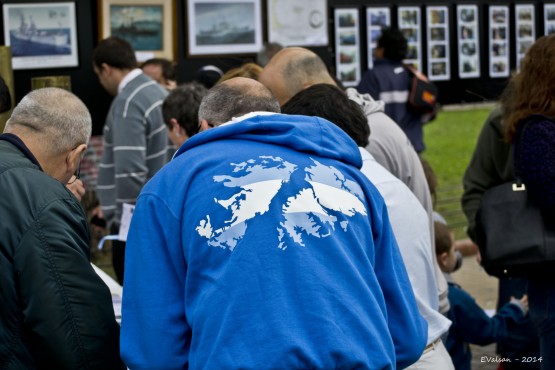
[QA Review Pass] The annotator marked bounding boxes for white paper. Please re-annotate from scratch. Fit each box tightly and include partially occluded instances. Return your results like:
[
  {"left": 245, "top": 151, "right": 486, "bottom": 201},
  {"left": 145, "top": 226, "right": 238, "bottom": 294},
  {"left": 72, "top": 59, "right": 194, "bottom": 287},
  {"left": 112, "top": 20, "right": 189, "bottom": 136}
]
[{"left": 118, "top": 203, "right": 135, "bottom": 242}]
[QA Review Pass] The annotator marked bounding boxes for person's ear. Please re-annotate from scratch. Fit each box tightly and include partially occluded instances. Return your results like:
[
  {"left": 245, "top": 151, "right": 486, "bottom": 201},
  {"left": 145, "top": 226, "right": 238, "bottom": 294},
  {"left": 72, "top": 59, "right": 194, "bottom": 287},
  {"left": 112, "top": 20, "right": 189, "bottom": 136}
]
[
  {"left": 170, "top": 118, "right": 183, "bottom": 137},
  {"left": 199, "top": 119, "right": 213, "bottom": 132},
  {"left": 438, "top": 252, "right": 449, "bottom": 270},
  {"left": 66, "top": 143, "right": 87, "bottom": 173}
]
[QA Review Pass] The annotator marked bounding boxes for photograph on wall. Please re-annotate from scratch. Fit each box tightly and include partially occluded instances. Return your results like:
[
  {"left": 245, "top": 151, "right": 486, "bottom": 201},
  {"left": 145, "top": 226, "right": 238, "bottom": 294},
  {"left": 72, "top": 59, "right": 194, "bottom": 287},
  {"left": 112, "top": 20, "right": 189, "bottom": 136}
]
[
  {"left": 188, "top": 0, "right": 262, "bottom": 55},
  {"left": 515, "top": 4, "right": 535, "bottom": 69},
  {"left": 268, "top": 0, "right": 328, "bottom": 46},
  {"left": 334, "top": 8, "right": 360, "bottom": 87},
  {"left": 2, "top": 2, "right": 78, "bottom": 70},
  {"left": 489, "top": 5, "right": 509, "bottom": 78},
  {"left": 544, "top": 4, "right": 555, "bottom": 35},
  {"left": 457, "top": 4, "right": 480, "bottom": 78},
  {"left": 100, "top": 0, "right": 175, "bottom": 61},
  {"left": 366, "top": 7, "right": 390, "bottom": 69},
  {"left": 426, "top": 6, "right": 450, "bottom": 81},
  {"left": 398, "top": 6, "right": 422, "bottom": 71}
]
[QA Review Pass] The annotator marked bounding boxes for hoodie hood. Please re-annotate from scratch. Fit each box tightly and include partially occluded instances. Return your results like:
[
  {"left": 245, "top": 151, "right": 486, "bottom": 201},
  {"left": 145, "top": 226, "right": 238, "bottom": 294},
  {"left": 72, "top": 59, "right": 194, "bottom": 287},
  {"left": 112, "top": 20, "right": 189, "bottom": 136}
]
[
  {"left": 346, "top": 88, "right": 386, "bottom": 117},
  {"left": 175, "top": 112, "right": 362, "bottom": 168}
]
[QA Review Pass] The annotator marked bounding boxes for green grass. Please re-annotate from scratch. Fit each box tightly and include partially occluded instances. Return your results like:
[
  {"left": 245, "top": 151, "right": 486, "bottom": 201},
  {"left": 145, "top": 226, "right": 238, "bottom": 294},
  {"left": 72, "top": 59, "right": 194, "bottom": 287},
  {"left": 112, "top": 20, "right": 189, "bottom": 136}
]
[{"left": 422, "top": 107, "right": 492, "bottom": 239}]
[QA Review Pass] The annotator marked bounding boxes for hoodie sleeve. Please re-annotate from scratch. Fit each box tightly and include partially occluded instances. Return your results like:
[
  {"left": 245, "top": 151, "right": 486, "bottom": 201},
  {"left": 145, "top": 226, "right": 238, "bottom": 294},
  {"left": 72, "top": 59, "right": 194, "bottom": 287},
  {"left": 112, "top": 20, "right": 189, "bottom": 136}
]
[
  {"left": 121, "top": 193, "right": 190, "bottom": 370},
  {"left": 448, "top": 284, "right": 524, "bottom": 345},
  {"left": 370, "top": 191, "right": 428, "bottom": 368}
]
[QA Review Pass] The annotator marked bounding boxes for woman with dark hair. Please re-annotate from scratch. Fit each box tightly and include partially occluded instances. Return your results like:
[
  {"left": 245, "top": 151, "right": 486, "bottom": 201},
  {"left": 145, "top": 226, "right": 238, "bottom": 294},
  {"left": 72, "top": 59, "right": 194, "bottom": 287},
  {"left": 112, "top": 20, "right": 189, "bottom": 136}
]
[{"left": 500, "top": 34, "right": 555, "bottom": 369}]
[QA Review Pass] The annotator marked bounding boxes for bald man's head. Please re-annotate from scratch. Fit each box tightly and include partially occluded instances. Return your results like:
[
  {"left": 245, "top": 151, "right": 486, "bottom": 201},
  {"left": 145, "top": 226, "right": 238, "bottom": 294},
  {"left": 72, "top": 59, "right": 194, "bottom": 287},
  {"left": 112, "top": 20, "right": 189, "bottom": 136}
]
[
  {"left": 198, "top": 77, "right": 280, "bottom": 127},
  {"left": 259, "top": 47, "right": 336, "bottom": 105}
]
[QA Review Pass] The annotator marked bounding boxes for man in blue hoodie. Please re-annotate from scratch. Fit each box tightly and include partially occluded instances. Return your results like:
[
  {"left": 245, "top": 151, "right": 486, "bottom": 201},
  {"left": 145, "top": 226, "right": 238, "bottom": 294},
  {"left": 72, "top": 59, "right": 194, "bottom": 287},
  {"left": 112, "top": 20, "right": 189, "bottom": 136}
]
[{"left": 121, "top": 77, "right": 427, "bottom": 369}]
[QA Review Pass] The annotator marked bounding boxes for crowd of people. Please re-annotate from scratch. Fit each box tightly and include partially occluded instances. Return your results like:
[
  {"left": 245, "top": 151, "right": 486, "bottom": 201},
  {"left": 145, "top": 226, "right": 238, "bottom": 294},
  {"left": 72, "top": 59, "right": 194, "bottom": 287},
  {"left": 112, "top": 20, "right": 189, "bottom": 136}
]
[{"left": 0, "top": 28, "right": 553, "bottom": 370}]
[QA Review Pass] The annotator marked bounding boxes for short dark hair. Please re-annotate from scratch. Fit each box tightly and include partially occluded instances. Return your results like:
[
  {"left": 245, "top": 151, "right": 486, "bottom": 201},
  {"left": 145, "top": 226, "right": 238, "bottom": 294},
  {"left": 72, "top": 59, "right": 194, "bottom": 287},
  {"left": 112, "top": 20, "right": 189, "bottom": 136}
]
[
  {"left": 92, "top": 36, "right": 137, "bottom": 70},
  {"left": 162, "top": 82, "right": 207, "bottom": 137},
  {"left": 434, "top": 221, "right": 453, "bottom": 256},
  {"left": 378, "top": 27, "right": 408, "bottom": 62},
  {"left": 281, "top": 84, "right": 370, "bottom": 147},
  {"left": 142, "top": 58, "right": 176, "bottom": 81}
]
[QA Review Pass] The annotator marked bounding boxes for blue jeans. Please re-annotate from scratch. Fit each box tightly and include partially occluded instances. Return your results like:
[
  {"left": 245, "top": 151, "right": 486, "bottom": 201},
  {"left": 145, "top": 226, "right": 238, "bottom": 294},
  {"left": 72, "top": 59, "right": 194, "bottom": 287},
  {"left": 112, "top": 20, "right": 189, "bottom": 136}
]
[{"left": 528, "top": 279, "right": 555, "bottom": 370}]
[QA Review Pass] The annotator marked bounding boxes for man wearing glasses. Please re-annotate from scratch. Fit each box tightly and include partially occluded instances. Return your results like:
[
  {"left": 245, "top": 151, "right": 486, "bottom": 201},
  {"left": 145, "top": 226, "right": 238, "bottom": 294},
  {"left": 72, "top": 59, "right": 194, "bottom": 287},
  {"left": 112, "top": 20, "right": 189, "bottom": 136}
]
[{"left": 0, "top": 88, "right": 124, "bottom": 368}]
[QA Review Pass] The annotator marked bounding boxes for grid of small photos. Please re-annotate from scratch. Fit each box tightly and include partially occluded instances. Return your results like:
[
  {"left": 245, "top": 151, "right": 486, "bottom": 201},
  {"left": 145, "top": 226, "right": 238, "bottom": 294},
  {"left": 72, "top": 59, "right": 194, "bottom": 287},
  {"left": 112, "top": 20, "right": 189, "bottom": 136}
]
[
  {"left": 545, "top": 4, "right": 555, "bottom": 35},
  {"left": 489, "top": 6, "right": 509, "bottom": 78},
  {"left": 334, "top": 8, "right": 361, "bottom": 87},
  {"left": 457, "top": 4, "right": 480, "bottom": 78},
  {"left": 515, "top": 4, "right": 535, "bottom": 70},
  {"left": 366, "top": 7, "right": 390, "bottom": 69},
  {"left": 398, "top": 6, "right": 422, "bottom": 70},
  {"left": 426, "top": 6, "right": 450, "bottom": 81}
]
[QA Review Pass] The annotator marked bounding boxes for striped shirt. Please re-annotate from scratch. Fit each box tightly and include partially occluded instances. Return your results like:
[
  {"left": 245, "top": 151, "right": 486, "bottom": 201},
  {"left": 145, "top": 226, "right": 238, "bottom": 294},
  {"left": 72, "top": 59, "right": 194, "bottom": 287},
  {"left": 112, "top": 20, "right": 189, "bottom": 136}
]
[{"left": 97, "top": 72, "right": 170, "bottom": 226}]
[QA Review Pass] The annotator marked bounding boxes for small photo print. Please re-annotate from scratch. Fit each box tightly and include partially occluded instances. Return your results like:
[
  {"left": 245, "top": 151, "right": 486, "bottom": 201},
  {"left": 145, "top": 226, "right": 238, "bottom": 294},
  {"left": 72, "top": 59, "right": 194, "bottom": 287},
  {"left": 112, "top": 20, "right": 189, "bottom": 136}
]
[
  {"left": 492, "top": 60, "right": 507, "bottom": 73},
  {"left": 400, "top": 9, "right": 418, "bottom": 26},
  {"left": 460, "top": 25, "right": 475, "bottom": 39},
  {"left": 339, "top": 30, "right": 356, "bottom": 45},
  {"left": 369, "top": 10, "right": 389, "bottom": 27},
  {"left": 517, "top": 7, "right": 532, "bottom": 21},
  {"left": 430, "top": 27, "right": 446, "bottom": 41},
  {"left": 338, "top": 12, "right": 356, "bottom": 28},
  {"left": 460, "top": 8, "right": 476, "bottom": 23},
  {"left": 461, "top": 42, "right": 476, "bottom": 56},
  {"left": 406, "top": 44, "right": 418, "bottom": 59},
  {"left": 547, "top": 6, "right": 555, "bottom": 21},
  {"left": 518, "top": 24, "right": 533, "bottom": 38},
  {"left": 339, "top": 49, "right": 357, "bottom": 64},
  {"left": 429, "top": 9, "right": 446, "bottom": 24},
  {"left": 519, "top": 40, "right": 533, "bottom": 54},
  {"left": 339, "top": 65, "right": 357, "bottom": 82},
  {"left": 431, "top": 44, "right": 446, "bottom": 58},
  {"left": 431, "top": 61, "right": 447, "bottom": 75},
  {"left": 491, "top": 9, "right": 507, "bottom": 24},
  {"left": 493, "top": 27, "right": 507, "bottom": 40},
  {"left": 370, "top": 28, "right": 382, "bottom": 43},
  {"left": 462, "top": 58, "right": 477, "bottom": 73},
  {"left": 402, "top": 28, "right": 418, "bottom": 42},
  {"left": 492, "top": 42, "right": 507, "bottom": 56}
]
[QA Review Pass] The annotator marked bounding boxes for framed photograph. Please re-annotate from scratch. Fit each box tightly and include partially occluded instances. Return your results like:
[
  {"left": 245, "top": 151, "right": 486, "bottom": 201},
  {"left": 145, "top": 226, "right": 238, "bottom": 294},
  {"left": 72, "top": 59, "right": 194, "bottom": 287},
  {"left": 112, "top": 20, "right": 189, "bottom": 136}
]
[
  {"left": 515, "top": 4, "right": 535, "bottom": 69},
  {"left": 99, "top": 0, "right": 175, "bottom": 62},
  {"left": 366, "top": 7, "right": 391, "bottom": 69},
  {"left": 426, "top": 6, "right": 450, "bottom": 81},
  {"left": 187, "top": 0, "right": 262, "bottom": 56},
  {"left": 267, "top": 0, "right": 327, "bottom": 46},
  {"left": 2, "top": 2, "right": 78, "bottom": 70},
  {"left": 457, "top": 4, "right": 480, "bottom": 79},
  {"left": 334, "top": 8, "right": 360, "bottom": 87},
  {"left": 544, "top": 3, "right": 555, "bottom": 35},
  {"left": 398, "top": 6, "right": 422, "bottom": 71},
  {"left": 489, "top": 5, "right": 509, "bottom": 78}
]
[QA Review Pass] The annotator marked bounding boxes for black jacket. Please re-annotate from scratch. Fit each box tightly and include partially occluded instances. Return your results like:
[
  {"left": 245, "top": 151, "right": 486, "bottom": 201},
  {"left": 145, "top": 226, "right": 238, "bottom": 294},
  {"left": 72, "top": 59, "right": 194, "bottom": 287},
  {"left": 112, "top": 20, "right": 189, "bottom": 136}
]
[{"left": 0, "top": 135, "right": 124, "bottom": 369}]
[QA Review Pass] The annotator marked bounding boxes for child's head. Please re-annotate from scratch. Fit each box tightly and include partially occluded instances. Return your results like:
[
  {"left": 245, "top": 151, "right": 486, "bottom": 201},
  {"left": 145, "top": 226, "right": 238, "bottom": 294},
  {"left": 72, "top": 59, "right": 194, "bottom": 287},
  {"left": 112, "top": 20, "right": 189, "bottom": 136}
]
[{"left": 435, "top": 221, "right": 457, "bottom": 273}]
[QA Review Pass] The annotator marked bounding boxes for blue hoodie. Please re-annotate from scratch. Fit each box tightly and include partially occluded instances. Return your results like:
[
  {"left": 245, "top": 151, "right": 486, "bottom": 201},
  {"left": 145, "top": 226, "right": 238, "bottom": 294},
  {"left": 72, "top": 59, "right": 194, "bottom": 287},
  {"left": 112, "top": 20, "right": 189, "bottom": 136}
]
[{"left": 121, "top": 113, "right": 427, "bottom": 369}]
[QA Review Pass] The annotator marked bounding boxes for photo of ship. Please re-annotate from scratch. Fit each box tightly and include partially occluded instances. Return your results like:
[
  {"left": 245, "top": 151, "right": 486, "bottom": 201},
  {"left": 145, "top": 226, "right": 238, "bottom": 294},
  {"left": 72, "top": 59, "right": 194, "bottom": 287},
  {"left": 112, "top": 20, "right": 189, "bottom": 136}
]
[
  {"left": 8, "top": 13, "right": 70, "bottom": 57},
  {"left": 195, "top": 3, "right": 256, "bottom": 45},
  {"left": 110, "top": 5, "right": 163, "bottom": 51}
]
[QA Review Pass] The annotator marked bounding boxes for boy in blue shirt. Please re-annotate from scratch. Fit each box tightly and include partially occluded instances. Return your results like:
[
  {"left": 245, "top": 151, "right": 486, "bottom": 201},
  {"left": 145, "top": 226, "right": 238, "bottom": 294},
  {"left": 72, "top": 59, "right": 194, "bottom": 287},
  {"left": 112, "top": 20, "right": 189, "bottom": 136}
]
[{"left": 435, "top": 221, "right": 529, "bottom": 370}]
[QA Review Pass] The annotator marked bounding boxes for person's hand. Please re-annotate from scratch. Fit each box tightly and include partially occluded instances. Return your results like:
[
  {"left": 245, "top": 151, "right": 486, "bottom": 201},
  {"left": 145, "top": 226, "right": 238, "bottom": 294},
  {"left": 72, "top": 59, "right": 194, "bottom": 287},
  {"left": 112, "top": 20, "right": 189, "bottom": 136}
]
[
  {"left": 475, "top": 249, "right": 482, "bottom": 265},
  {"left": 66, "top": 176, "right": 85, "bottom": 201},
  {"left": 510, "top": 294, "right": 529, "bottom": 316}
]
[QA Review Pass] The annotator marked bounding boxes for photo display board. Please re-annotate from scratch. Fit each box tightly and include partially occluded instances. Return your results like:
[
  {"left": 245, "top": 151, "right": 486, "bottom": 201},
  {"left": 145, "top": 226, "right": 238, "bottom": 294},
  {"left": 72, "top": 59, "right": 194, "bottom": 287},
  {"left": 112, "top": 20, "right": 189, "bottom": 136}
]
[
  {"left": 489, "top": 5, "right": 509, "bottom": 78},
  {"left": 398, "top": 6, "right": 422, "bottom": 70},
  {"left": 334, "top": 8, "right": 361, "bottom": 87},
  {"left": 515, "top": 4, "right": 535, "bottom": 70},
  {"left": 366, "top": 7, "right": 390, "bottom": 69},
  {"left": 426, "top": 6, "right": 450, "bottom": 81},
  {"left": 457, "top": 4, "right": 480, "bottom": 78}
]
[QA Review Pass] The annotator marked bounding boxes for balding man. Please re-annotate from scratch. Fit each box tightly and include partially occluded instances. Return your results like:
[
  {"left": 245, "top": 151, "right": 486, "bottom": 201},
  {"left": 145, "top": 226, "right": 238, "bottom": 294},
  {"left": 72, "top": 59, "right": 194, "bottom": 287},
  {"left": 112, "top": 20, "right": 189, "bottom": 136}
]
[
  {"left": 260, "top": 47, "right": 450, "bottom": 315},
  {"left": 0, "top": 88, "right": 124, "bottom": 369},
  {"left": 121, "top": 77, "right": 426, "bottom": 369}
]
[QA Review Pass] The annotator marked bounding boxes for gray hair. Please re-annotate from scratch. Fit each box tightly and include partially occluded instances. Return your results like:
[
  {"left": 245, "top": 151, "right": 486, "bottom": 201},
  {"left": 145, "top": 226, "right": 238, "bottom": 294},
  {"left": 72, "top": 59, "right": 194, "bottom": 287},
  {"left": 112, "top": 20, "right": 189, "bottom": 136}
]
[
  {"left": 198, "top": 81, "right": 280, "bottom": 126},
  {"left": 5, "top": 88, "right": 91, "bottom": 155}
]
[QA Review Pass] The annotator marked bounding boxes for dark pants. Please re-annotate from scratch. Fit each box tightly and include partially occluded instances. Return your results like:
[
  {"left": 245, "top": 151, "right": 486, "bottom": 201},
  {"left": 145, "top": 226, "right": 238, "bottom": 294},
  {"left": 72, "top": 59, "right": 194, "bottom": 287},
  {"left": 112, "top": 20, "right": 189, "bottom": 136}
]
[
  {"left": 528, "top": 279, "right": 555, "bottom": 370},
  {"left": 110, "top": 224, "right": 126, "bottom": 285},
  {"left": 497, "top": 277, "right": 540, "bottom": 370}
]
